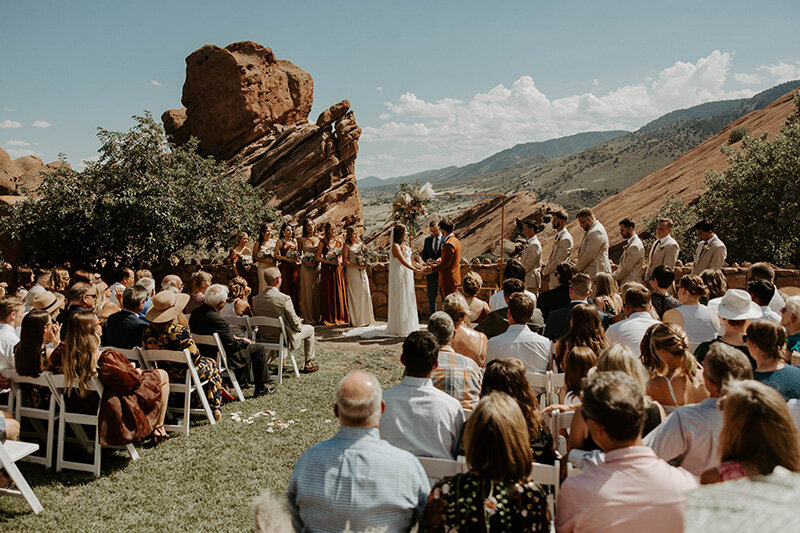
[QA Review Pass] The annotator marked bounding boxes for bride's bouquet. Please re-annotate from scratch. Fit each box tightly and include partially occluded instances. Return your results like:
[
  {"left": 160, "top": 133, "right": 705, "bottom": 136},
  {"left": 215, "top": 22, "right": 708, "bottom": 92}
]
[
  {"left": 390, "top": 181, "right": 436, "bottom": 238},
  {"left": 301, "top": 253, "right": 317, "bottom": 268},
  {"left": 355, "top": 246, "right": 379, "bottom": 267},
  {"left": 325, "top": 248, "right": 342, "bottom": 261},
  {"left": 286, "top": 249, "right": 300, "bottom": 261}
]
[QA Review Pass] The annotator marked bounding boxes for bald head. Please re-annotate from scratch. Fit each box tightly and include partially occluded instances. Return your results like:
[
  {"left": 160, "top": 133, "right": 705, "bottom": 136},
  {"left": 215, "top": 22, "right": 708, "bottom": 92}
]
[
  {"left": 334, "top": 371, "right": 383, "bottom": 427},
  {"left": 264, "top": 267, "right": 281, "bottom": 287}
]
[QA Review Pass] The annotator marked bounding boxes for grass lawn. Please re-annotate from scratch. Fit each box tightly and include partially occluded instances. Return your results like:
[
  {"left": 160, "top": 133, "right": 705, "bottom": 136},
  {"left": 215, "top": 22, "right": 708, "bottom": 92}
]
[{"left": 0, "top": 336, "right": 404, "bottom": 531}]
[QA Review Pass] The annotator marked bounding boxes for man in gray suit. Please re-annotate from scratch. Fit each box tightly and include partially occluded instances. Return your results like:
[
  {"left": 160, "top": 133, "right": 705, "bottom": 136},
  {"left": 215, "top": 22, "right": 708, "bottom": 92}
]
[
  {"left": 542, "top": 209, "right": 573, "bottom": 288},
  {"left": 614, "top": 218, "right": 644, "bottom": 284},
  {"left": 252, "top": 267, "right": 318, "bottom": 373},
  {"left": 691, "top": 219, "right": 727, "bottom": 274},
  {"left": 575, "top": 208, "right": 611, "bottom": 278},
  {"left": 645, "top": 217, "right": 680, "bottom": 281}
]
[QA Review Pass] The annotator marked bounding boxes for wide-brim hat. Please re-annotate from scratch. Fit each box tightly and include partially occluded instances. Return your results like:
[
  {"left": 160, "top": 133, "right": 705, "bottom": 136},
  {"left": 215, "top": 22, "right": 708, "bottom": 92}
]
[
  {"left": 146, "top": 290, "right": 190, "bottom": 324},
  {"left": 708, "top": 289, "right": 763, "bottom": 321},
  {"left": 32, "top": 291, "right": 65, "bottom": 314}
]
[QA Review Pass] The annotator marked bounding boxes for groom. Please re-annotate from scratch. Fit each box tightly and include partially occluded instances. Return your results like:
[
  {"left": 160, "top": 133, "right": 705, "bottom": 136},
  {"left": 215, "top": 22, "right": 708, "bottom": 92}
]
[
  {"left": 421, "top": 220, "right": 443, "bottom": 316},
  {"left": 425, "top": 218, "right": 461, "bottom": 298}
]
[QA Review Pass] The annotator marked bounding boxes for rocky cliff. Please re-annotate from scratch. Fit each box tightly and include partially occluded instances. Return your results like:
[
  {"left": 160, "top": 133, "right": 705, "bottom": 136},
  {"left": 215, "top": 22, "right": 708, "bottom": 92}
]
[
  {"left": 162, "top": 41, "right": 363, "bottom": 229},
  {"left": 0, "top": 148, "right": 69, "bottom": 202}
]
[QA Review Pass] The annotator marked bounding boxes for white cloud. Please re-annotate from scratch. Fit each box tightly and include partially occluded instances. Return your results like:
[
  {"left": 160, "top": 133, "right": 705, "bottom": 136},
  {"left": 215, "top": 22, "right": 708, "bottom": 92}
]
[
  {"left": 32, "top": 120, "right": 52, "bottom": 128},
  {"left": 757, "top": 61, "right": 800, "bottom": 83},
  {"left": 4, "top": 140, "right": 30, "bottom": 147},
  {"left": 150, "top": 80, "right": 162, "bottom": 86},
  {"left": 360, "top": 50, "right": 758, "bottom": 177},
  {"left": 4, "top": 148, "right": 39, "bottom": 158},
  {"left": 376, "top": 86, "right": 383, "bottom": 92},
  {"left": 734, "top": 72, "right": 762, "bottom": 84},
  {"left": 0, "top": 120, "right": 22, "bottom": 128}
]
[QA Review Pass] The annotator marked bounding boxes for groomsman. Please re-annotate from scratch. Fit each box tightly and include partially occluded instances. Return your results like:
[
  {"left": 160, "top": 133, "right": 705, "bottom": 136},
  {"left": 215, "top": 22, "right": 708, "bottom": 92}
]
[
  {"left": 575, "top": 208, "right": 611, "bottom": 278},
  {"left": 614, "top": 218, "right": 644, "bottom": 284},
  {"left": 542, "top": 209, "right": 573, "bottom": 288},
  {"left": 691, "top": 219, "right": 727, "bottom": 274},
  {"left": 645, "top": 218, "right": 680, "bottom": 281},
  {"left": 421, "top": 220, "right": 443, "bottom": 315},
  {"left": 520, "top": 220, "right": 543, "bottom": 295}
]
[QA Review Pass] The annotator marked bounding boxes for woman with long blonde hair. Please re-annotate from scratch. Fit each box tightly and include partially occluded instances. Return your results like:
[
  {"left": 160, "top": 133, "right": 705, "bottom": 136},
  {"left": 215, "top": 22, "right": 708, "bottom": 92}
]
[
  {"left": 342, "top": 226, "right": 375, "bottom": 327},
  {"left": 593, "top": 272, "right": 622, "bottom": 316},
  {"left": 701, "top": 380, "right": 800, "bottom": 484},
  {"left": 646, "top": 322, "right": 709, "bottom": 413}
]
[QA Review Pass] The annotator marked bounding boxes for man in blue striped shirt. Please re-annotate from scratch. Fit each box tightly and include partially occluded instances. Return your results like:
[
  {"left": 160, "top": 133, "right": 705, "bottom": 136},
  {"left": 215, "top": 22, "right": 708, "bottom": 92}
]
[{"left": 287, "top": 371, "right": 430, "bottom": 532}]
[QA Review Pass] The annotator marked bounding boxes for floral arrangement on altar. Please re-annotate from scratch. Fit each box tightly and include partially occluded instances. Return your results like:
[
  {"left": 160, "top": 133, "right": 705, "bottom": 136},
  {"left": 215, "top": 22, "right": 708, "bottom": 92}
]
[
  {"left": 391, "top": 181, "right": 436, "bottom": 238},
  {"left": 301, "top": 253, "right": 317, "bottom": 268},
  {"left": 355, "top": 245, "right": 379, "bottom": 267},
  {"left": 325, "top": 248, "right": 342, "bottom": 261}
]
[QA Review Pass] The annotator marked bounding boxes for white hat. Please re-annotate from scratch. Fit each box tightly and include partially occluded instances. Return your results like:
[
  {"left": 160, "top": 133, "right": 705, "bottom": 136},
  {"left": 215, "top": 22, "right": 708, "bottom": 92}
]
[{"left": 708, "top": 289, "right": 763, "bottom": 321}]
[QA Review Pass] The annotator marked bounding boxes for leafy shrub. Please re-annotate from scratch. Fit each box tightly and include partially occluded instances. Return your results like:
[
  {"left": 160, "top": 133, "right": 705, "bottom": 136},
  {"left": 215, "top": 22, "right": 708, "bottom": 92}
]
[
  {"left": 3, "top": 112, "right": 279, "bottom": 269},
  {"left": 727, "top": 126, "right": 750, "bottom": 145}
]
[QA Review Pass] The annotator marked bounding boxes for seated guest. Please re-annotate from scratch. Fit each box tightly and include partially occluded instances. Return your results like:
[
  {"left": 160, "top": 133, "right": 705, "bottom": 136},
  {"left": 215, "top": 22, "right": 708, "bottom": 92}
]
[
  {"left": 425, "top": 392, "right": 549, "bottom": 531},
  {"left": 647, "top": 322, "right": 709, "bottom": 413},
  {"left": 748, "top": 279, "right": 782, "bottom": 322},
  {"left": 663, "top": 275, "right": 719, "bottom": 348},
  {"left": 605, "top": 284, "right": 659, "bottom": 356},
  {"left": 700, "top": 268, "right": 728, "bottom": 303},
  {"left": 56, "top": 282, "right": 96, "bottom": 330},
  {"left": 486, "top": 293, "right": 551, "bottom": 375},
  {"left": 135, "top": 269, "right": 153, "bottom": 283},
  {"left": 23, "top": 268, "right": 52, "bottom": 312},
  {"left": 475, "top": 278, "right": 544, "bottom": 339},
  {"left": 537, "top": 261, "right": 576, "bottom": 321},
  {"left": 0, "top": 296, "right": 24, "bottom": 373},
  {"left": 481, "top": 358, "right": 557, "bottom": 464},
  {"left": 593, "top": 272, "right": 622, "bottom": 316},
  {"left": 746, "top": 319, "right": 800, "bottom": 400},
  {"left": 645, "top": 343, "right": 753, "bottom": 476},
  {"left": 557, "top": 371, "right": 698, "bottom": 532},
  {"left": 72, "top": 269, "right": 93, "bottom": 284},
  {"left": 648, "top": 265, "right": 680, "bottom": 319},
  {"left": 136, "top": 277, "right": 156, "bottom": 320},
  {"left": 51, "top": 310, "right": 170, "bottom": 444},
  {"left": 640, "top": 323, "right": 667, "bottom": 378},
  {"left": 443, "top": 292, "right": 487, "bottom": 367},
  {"left": 701, "top": 380, "right": 800, "bottom": 484},
  {"left": 747, "top": 262, "right": 785, "bottom": 314},
  {"left": 252, "top": 268, "right": 317, "bottom": 374},
  {"left": 380, "top": 331, "right": 464, "bottom": 459},
  {"left": 288, "top": 371, "right": 429, "bottom": 532},
  {"left": 782, "top": 296, "right": 800, "bottom": 352},
  {"left": 51, "top": 267, "right": 70, "bottom": 294},
  {"left": 13, "top": 310, "right": 60, "bottom": 410},
  {"left": 545, "top": 272, "right": 611, "bottom": 341},
  {"left": 184, "top": 270, "right": 212, "bottom": 315},
  {"left": 428, "top": 311, "right": 482, "bottom": 409},
  {"left": 554, "top": 303, "right": 609, "bottom": 371},
  {"left": 92, "top": 278, "right": 121, "bottom": 320},
  {"left": 488, "top": 260, "right": 538, "bottom": 311},
  {"left": 109, "top": 267, "right": 135, "bottom": 307},
  {"left": 13, "top": 265, "right": 34, "bottom": 299},
  {"left": 563, "top": 346, "right": 597, "bottom": 405},
  {"left": 102, "top": 286, "right": 149, "bottom": 349},
  {"left": 190, "top": 285, "right": 272, "bottom": 395},
  {"left": 220, "top": 276, "right": 253, "bottom": 338},
  {"left": 460, "top": 271, "right": 490, "bottom": 323},
  {"left": 161, "top": 274, "right": 184, "bottom": 293},
  {"left": 142, "top": 291, "right": 225, "bottom": 419},
  {"left": 697, "top": 289, "right": 761, "bottom": 366},
  {"left": 32, "top": 291, "right": 66, "bottom": 320}
]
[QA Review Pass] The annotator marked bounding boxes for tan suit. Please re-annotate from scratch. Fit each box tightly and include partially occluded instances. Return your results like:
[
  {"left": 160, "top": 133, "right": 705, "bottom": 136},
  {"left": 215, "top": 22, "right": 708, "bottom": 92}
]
[
  {"left": 252, "top": 286, "right": 315, "bottom": 364},
  {"left": 542, "top": 228, "right": 573, "bottom": 286},
  {"left": 575, "top": 220, "right": 612, "bottom": 278},
  {"left": 692, "top": 234, "right": 727, "bottom": 274},
  {"left": 645, "top": 235, "right": 680, "bottom": 280},
  {"left": 520, "top": 235, "right": 542, "bottom": 294},
  {"left": 614, "top": 234, "right": 645, "bottom": 284}
]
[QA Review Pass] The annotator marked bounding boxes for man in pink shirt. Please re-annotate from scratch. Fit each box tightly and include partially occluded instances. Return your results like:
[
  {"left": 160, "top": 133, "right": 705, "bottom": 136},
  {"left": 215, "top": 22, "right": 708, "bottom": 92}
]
[{"left": 556, "top": 371, "right": 698, "bottom": 533}]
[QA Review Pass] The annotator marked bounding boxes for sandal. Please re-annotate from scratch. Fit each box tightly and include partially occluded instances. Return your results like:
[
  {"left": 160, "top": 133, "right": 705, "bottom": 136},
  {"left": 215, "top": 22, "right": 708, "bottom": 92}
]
[
  {"left": 151, "top": 425, "right": 170, "bottom": 444},
  {"left": 213, "top": 409, "right": 222, "bottom": 421}
]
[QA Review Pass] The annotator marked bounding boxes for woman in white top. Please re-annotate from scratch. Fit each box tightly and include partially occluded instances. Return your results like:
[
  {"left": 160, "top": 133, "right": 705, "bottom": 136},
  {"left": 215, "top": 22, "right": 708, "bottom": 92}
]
[
  {"left": 220, "top": 277, "right": 252, "bottom": 337},
  {"left": 663, "top": 275, "right": 719, "bottom": 350},
  {"left": 646, "top": 322, "right": 709, "bottom": 414}
]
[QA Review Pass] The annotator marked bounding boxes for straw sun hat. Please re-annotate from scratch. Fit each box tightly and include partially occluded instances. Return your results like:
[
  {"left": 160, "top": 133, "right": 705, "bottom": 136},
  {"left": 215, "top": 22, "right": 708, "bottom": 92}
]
[
  {"left": 32, "top": 291, "right": 65, "bottom": 315},
  {"left": 707, "top": 289, "right": 763, "bottom": 321},
  {"left": 145, "top": 290, "right": 190, "bottom": 323}
]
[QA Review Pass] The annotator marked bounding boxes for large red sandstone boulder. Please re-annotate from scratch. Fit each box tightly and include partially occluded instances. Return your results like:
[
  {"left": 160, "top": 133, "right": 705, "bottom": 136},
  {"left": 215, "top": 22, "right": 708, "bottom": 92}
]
[{"left": 0, "top": 148, "right": 70, "bottom": 195}]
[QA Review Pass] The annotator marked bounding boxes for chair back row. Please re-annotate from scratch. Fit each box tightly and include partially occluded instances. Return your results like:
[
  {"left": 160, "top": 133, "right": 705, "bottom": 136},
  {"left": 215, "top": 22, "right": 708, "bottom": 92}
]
[{"left": 526, "top": 371, "right": 565, "bottom": 408}]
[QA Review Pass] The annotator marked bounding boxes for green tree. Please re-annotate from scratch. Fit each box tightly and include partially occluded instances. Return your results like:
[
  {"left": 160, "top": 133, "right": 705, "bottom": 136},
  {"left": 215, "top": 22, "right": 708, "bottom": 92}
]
[
  {"left": 641, "top": 194, "right": 698, "bottom": 264},
  {"left": 697, "top": 92, "right": 800, "bottom": 266},
  {"left": 4, "top": 112, "right": 279, "bottom": 269}
]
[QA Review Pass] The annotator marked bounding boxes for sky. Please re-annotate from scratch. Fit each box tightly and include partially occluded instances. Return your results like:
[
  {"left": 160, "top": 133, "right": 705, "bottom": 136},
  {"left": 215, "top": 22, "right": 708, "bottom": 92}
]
[{"left": 2, "top": 0, "right": 799, "bottom": 179}]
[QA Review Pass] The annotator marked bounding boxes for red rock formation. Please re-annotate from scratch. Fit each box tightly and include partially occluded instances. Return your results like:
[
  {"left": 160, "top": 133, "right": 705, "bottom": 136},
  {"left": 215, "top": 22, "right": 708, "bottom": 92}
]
[
  {"left": 162, "top": 41, "right": 362, "bottom": 229},
  {"left": 0, "top": 148, "right": 70, "bottom": 196}
]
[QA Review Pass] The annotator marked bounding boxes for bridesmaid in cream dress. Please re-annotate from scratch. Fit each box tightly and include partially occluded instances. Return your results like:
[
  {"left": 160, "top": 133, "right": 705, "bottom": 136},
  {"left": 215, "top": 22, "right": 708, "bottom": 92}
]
[
  {"left": 342, "top": 227, "right": 375, "bottom": 327},
  {"left": 297, "top": 219, "right": 320, "bottom": 324}
]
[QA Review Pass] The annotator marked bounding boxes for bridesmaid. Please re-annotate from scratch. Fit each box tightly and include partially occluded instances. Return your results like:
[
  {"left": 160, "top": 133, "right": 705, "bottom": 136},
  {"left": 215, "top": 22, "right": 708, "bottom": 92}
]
[
  {"left": 316, "top": 222, "right": 349, "bottom": 326},
  {"left": 275, "top": 223, "right": 301, "bottom": 311},
  {"left": 343, "top": 226, "right": 375, "bottom": 327},
  {"left": 229, "top": 231, "right": 253, "bottom": 279},
  {"left": 253, "top": 223, "right": 277, "bottom": 294},
  {"left": 297, "top": 219, "right": 320, "bottom": 324}
]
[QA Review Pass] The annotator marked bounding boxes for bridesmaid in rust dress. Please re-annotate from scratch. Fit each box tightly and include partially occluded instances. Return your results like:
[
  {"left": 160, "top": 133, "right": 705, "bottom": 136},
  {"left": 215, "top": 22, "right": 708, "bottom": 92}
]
[
  {"left": 297, "top": 219, "right": 321, "bottom": 324},
  {"left": 316, "top": 222, "right": 349, "bottom": 326},
  {"left": 275, "top": 223, "right": 301, "bottom": 311}
]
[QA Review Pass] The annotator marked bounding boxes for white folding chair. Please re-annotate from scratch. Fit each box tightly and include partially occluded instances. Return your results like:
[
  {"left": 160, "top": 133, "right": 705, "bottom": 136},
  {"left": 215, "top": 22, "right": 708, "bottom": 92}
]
[
  {"left": 248, "top": 316, "right": 299, "bottom": 383},
  {"left": 99, "top": 346, "right": 146, "bottom": 369},
  {"left": 550, "top": 409, "right": 575, "bottom": 458},
  {"left": 139, "top": 348, "right": 216, "bottom": 436},
  {"left": 526, "top": 372, "right": 552, "bottom": 408},
  {"left": 548, "top": 372, "right": 566, "bottom": 407},
  {"left": 8, "top": 370, "right": 58, "bottom": 467},
  {"left": 0, "top": 440, "right": 44, "bottom": 514},
  {"left": 46, "top": 373, "right": 139, "bottom": 477},
  {"left": 530, "top": 459, "right": 562, "bottom": 521},
  {"left": 1, "top": 352, "right": 14, "bottom": 413},
  {"left": 191, "top": 333, "right": 245, "bottom": 402},
  {"left": 417, "top": 456, "right": 468, "bottom": 484}
]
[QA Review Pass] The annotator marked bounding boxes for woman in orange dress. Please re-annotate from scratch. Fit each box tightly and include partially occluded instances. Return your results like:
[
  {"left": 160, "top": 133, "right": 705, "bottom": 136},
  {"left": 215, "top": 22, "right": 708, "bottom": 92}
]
[
  {"left": 316, "top": 222, "right": 349, "bottom": 326},
  {"left": 275, "top": 223, "right": 301, "bottom": 311}
]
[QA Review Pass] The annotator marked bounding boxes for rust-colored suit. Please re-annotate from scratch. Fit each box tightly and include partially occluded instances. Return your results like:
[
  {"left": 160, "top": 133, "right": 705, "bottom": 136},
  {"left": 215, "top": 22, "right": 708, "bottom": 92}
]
[{"left": 430, "top": 234, "right": 461, "bottom": 297}]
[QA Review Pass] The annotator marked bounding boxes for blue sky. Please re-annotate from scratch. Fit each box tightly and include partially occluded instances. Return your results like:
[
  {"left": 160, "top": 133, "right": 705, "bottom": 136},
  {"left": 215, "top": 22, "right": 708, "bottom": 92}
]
[{"left": 2, "top": 0, "right": 799, "bottom": 178}]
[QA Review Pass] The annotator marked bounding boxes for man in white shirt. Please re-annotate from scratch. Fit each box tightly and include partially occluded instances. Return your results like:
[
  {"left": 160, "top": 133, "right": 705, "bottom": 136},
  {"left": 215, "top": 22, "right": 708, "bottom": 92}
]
[
  {"left": 575, "top": 207, "right": 611, "bottom": 278},
  {"left": 691, "top": 219, "right": 727, "bottom": 274},
  {"left": 613, "top": 218, "right": 644, "bottom": 284},
  {"left": 605, "top": 285, "right": 660, "bottom": 356},
  {"left": 645, "top": 218, "right": 680, "bottom": 281},
  {"left": 542, "top": 209, "right": 574, "bottom": 288},
  {"left": 381, "top": 331, "right": 464, "bottom": 459},
  {"left": 747, "top": 262, "right": 785, "bottom": 315},
  {"left": 23, "top": 268, "right": 51, "bottom": 313},
  {"left": 644, "top": 343, "right": 752, "bottom": 476},
  {"left": 489, "top": 260, "right": 537, "bottom": 311},
  {"left": 0, "top": 296, "right": 24, "bottom": 372},
  {"left": 108, "top": 267, "right": 135, "bottom": 308},
  {"left": 487, "top": 293, "right": 551, "bottom": 374},
  {"left": 748, "top": 280, "right": 782, "bottom": 323}
]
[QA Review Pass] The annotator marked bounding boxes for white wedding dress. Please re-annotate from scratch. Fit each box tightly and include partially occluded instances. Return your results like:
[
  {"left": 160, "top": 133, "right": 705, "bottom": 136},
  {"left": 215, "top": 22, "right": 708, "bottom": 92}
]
[{"left": 342, "top": 242, "right": 419, "bottom": 338}]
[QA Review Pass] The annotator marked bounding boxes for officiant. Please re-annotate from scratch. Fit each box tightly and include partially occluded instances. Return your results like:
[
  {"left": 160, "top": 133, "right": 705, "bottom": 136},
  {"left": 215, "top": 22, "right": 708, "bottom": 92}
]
[{"left": 421, "top": 220, "right": 443, "bottom": 316}]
